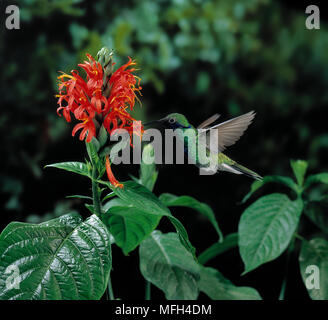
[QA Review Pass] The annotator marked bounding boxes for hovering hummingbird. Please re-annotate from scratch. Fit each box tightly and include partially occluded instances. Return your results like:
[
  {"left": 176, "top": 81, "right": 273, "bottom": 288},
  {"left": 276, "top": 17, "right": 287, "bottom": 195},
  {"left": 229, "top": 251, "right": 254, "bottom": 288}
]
[{"left": 146, "top": 111, "right": 262, "bottom": 180}]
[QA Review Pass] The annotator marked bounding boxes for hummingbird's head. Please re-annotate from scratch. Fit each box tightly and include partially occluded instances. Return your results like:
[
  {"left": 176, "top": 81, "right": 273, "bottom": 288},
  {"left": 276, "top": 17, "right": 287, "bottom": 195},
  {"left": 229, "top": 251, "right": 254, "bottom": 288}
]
[{"left": 159, "top": 113, "right": 190, "bottom": 129}]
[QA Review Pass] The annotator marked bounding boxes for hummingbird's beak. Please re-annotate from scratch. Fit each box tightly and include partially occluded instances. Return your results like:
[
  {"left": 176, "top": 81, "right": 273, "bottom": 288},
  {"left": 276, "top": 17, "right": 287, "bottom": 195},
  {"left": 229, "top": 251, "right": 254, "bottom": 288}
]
[{"left": 143, "top": 119, "right": 165, "bottom": 128}]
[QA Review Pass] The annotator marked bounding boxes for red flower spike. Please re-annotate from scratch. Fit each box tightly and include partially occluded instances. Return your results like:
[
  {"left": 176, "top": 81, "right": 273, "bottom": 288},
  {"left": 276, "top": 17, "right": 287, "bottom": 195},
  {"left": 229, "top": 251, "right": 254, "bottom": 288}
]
[
  {"left": 56, "top": 53, "right": 143, "bottom": 144},
  {"left": 105, "top": 156, "right": 123, "bottom": 189}
]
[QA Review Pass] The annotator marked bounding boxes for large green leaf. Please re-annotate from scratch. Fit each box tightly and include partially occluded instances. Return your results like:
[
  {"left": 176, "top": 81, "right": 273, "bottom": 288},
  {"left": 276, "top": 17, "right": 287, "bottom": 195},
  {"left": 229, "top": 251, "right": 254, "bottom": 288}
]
[
  {"left": 102, "top": 206, "right": 160, "bottom": 254},
  {"left": 198, "top": 233, "right": 238, "bottom": 265},
  {"left": 304, "top": 173, "right": 328, "bottom": 189},
  {"left": 139, "top": 231, "right": 200, "bottom": 300},
  {"left": 241, "top": 176, "right": 299, "bottom": 203},
  {"left": 159, "top": 193, "right": 223, "bottom": 242},
  {"left": 112, "top": 181, "right": 196, "bottom": 257},
  {"left": 198, "top": 266, "right": 262, "bottom": 300},
  {"left": 239, "top": 193, "right": 303, "bottom": 274},
  {"left": 0, "top": 213, "right": 111, "bottom": 300},
  {"left": 299, "top": 238, "right": 328, "bottom": 300},
  {"left": 45, "top": 162, "right": 90, "bottom": 178},
  {"left": 139, "top": 144, "right": 158, "bottom": 192},
  {"left": 290, "top": 159, "right": 308, "bottom": 186}
]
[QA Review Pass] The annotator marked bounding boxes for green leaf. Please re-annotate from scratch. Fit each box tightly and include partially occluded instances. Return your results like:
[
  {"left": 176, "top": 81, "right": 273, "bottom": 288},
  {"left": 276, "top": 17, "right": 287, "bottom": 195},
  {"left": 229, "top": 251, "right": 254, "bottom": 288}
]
[
  {"left": 102, "top": 192, "right": 115, "bottom": 202},
  {"left": 45, "top": 162, "right": 90, "bottom": 178},
  {"left": 290, "top": 159, "right": 308, "bottom": 186},
  {"left": 304, "top": 173, "right": 328, "bottom": 189},
  {"left": 299, "top": 238, "right": 328, "bottom": 300},
  {"left": 139, "top": 231, "right": 200, "bottom": 300},
  {"left": 241, "top": 176, "right": 299, "bottom": 203},
  {"left": 139, "top": 144, "right": 158, "bottom": 192},
  {"left": 198, "top": 233, "right": 238, "bottom": 265},
  {"left": 0, "top": 213, "right": 111, "bottom": 300},
  {"left": 66, "top": 195, "right": 93, "bottom": 200},
  {"left": 159, "top": 193, "right": 223, "bottom": 242},
  {"left": 112, "top": 181, "right": 196, "bottom": 257},
  {"left": 198, "top": 266, "right": 262, "bottom": 300},
  {"left": 239, "top": 193, "right": 303, "bottom": 274},
  {"left": 102, "top": 206, "right": 161, "bottom": 254}
]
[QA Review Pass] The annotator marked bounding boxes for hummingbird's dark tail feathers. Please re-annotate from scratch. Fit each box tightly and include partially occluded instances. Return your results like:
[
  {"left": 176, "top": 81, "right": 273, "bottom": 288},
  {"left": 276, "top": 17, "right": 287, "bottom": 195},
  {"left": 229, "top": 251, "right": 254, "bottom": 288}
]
[{"left": 228, "top": 163, "right": 262, "bottom": 181}]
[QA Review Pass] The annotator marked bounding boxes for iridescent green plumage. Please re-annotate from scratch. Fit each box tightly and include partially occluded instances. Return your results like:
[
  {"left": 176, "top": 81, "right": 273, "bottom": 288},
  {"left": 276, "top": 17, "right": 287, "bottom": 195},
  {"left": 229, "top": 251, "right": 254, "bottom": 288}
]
[{"left": 156, "top": 112, "right": 262, "bottom": 180}]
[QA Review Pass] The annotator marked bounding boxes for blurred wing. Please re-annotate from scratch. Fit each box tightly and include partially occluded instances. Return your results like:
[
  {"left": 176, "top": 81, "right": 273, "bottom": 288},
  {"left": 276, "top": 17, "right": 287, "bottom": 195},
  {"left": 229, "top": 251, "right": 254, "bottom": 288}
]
[
  {"left": 205, "top": 111, "right": 256, "bottom": 153},
  {"left": 197, "top": 113, "right": 220, "bottom": 129}
]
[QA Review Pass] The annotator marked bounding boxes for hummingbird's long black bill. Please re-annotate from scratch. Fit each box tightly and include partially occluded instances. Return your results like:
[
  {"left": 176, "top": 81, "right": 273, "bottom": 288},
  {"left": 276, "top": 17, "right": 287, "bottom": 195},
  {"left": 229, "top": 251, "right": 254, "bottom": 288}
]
[{"left": 143, "top": 119, "right": 165, "bottom": 128}]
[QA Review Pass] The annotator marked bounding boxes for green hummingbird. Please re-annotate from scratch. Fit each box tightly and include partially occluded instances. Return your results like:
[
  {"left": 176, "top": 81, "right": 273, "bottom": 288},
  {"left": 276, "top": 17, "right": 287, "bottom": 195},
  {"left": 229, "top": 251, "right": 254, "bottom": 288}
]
[{"left": 147, "top": 111, "right": 262, "bottom": 180}]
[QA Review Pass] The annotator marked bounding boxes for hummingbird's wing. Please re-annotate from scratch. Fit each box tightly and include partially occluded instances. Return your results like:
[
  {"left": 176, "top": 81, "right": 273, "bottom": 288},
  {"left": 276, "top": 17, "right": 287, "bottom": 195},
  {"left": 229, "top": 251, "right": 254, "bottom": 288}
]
[
  {"left": 197, "top": 113, "right": 220, "bottom": 129},
  {"left": 204, "top": 111, "right": 256, "bottom": 153}
]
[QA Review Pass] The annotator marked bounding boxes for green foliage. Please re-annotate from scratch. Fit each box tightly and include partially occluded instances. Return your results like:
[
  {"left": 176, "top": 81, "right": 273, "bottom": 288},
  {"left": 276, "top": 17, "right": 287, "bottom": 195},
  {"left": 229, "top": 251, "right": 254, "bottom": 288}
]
[
  {"left": 45, "top": 161, "right": 91, "bottom": 178},
  {"left": 304, "top": 173, "right": 328, "bottom": 189},
  {"left": 198, "top": 266, "right": 262, "bottom": 300},
  {"left": 159, "top": 193, "right": 223, "bottom": 242},
  {"left": 102, "top": 206, "right": 160, "bottom": 255},
  {"left": 110, "top": 181, "right": 196, "bottom": 258},
  {"left": 139, "top": 231, "right": 200, "bottom": 300},
  {"left": 239, "top": 159, "right": 328, "bottom": 299},
  {"left": 198, "top": 233, "right": 238, "bottom": 265},
  {"left": 290, "top": 160, "right": 308, "bottom": 187},
  {"left": 239, "top": 193, "right": 303, "bottom": 274},
  {"left": 0, "top": 213, "right": 111, "bottom": 300},
  {"left": 242, "top": 175, "right": 299, "bottom": 203}
]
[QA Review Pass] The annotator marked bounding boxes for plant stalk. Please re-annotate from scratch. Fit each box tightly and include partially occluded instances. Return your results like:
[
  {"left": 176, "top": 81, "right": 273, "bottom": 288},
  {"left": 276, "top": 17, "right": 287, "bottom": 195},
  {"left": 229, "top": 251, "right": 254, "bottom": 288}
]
[
  {"left": 92, "top": 166, "right": 102, "bottom": 216},
  {"left": 278, "top": 238, "right": 295, "bottom": 300},
  {"left": 107, "top": 273, "right": 115, "bottom": 300},
  {"left": 145, "top": 280, "right": 151, "bottom": 300},
  {"left": 91, "top": 165, "right": 114, "bottom": 300}
]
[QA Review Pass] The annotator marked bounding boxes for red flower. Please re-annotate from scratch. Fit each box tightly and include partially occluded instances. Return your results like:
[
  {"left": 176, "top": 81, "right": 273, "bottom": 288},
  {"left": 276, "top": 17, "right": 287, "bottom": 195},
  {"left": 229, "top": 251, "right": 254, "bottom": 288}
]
[{"left": 105, "top": 155, "right": 123, "bottom": 189}]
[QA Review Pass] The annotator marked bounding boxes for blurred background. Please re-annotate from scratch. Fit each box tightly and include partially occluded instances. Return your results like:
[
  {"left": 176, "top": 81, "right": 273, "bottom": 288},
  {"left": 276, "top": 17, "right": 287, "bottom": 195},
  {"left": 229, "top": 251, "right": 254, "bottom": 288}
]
[{"left": 1, "top": 0, "right": 327, "bottom": 300}]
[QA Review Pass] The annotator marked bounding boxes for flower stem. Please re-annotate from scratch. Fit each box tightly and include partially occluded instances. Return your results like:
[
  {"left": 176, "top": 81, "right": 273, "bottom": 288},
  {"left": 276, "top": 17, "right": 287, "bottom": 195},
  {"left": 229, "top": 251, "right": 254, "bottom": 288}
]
[
  {"left": 91, "top": 166, "right": 101, "bottom": 216},
  {"left": 145, "top": 280, "right": 151, "bottom": 300}
]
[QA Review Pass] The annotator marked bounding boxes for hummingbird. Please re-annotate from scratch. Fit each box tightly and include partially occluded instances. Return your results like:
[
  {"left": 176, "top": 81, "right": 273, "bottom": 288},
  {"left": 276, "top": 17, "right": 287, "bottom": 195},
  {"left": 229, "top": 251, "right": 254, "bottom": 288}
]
[{"left": 146, "top": 111, "right": 262, "bottom": 180}]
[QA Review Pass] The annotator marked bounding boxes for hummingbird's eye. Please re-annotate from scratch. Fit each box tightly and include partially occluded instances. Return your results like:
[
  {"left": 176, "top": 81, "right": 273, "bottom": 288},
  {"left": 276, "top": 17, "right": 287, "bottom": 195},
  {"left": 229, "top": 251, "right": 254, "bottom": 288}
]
[{"left": 169, "top": 118, "right": 176, "bottom": 124}]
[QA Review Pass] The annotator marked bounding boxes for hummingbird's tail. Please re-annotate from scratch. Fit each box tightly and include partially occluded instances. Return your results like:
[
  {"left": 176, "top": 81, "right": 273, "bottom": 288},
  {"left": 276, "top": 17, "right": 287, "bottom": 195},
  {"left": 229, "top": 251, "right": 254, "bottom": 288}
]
[{"left": 222, "top": 162, "right": 262, "bottom": 181}]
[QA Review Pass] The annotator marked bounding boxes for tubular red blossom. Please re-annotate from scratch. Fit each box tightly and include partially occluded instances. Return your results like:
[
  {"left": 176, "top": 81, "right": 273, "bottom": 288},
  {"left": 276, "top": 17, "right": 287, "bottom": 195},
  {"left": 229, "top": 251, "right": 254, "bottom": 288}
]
[
  {"left": 105, "top": 156, "right": 123, "bottom": 189},
  {"left": 72, "top": 117, "right": 96, "bottom": 143}
]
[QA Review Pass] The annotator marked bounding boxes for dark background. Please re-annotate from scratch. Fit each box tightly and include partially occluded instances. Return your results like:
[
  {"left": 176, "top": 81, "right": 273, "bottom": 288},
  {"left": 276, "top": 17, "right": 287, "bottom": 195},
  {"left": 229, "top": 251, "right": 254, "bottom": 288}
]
[{"left": 1, "top": 0, "right": 327, "bottom": 300}]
